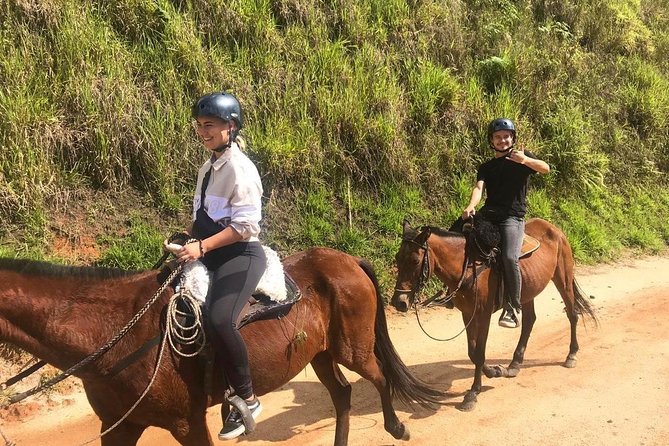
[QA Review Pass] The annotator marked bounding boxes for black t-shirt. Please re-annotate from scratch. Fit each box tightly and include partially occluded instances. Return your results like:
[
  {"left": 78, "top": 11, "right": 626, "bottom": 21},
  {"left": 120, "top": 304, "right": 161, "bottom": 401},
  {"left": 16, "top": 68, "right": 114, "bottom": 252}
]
[{"left": 476, "top": 150, "right": 538, "bottom": 219}]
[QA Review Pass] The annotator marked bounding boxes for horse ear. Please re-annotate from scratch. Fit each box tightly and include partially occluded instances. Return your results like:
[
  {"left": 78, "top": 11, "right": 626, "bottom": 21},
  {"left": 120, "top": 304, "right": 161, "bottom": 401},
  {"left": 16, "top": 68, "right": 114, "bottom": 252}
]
[
  {"left": 415, "top": 226, "right": 431, "bottom": 244},
  {"left": 402, "top": 219, "right": 412, "bottom": 235}
]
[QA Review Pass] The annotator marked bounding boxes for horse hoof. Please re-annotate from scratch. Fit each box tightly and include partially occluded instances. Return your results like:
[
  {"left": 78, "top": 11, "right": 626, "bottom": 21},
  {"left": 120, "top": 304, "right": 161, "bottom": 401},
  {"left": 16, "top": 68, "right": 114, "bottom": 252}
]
[
  {"left": 506, "top": 367, "right": 520, "bottom": 378},
  {"left": 563, "top": 359, "right": 577, "bottom": 368},
  {"left": 483, "top": 365, "right": 506, "bottom": 378},
  {"left": 458, "top": 392, "right": 477, "bottom": 412},
  {"left": 488, "top": 364, "right": 509, "bottom": 378},
  {"left": 389, "top": 423, "right": 409, "bottom": 441}
]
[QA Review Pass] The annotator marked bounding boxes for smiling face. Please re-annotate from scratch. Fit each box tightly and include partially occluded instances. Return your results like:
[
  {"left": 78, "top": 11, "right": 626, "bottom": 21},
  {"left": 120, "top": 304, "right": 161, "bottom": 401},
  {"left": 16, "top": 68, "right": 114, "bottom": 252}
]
[
  {"left": 490, "top": 129, "right": 514, "bottom": 153},
  {"left": 193, "top": 116, "right": 236, "bottom": 154}
]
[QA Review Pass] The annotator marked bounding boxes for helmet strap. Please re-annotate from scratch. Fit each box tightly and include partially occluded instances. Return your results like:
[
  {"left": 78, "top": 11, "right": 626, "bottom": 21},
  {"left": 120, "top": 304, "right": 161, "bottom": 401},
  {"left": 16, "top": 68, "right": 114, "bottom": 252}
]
[
  {"left": 490, "top": 139, "right": 515, "bottom": 153},
  {"left": 213, "top": 127, "right": 235, "bottom": 153}
]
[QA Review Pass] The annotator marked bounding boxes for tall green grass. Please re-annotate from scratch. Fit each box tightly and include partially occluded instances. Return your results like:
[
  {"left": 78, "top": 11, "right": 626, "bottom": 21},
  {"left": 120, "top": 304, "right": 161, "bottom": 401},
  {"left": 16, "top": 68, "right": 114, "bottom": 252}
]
[{"left": 0, "top": 0, "right": 668, "bottom": 286}]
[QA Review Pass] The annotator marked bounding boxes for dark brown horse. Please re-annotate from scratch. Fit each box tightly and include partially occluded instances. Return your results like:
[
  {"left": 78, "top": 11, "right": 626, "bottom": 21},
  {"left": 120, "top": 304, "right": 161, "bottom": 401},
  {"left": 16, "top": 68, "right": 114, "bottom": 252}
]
[
  {"left": 391, "top": 219, "right": 597, "bottom": 411},
  {"left": 0, "top": 247, "right": 441, "bottom": 445}
]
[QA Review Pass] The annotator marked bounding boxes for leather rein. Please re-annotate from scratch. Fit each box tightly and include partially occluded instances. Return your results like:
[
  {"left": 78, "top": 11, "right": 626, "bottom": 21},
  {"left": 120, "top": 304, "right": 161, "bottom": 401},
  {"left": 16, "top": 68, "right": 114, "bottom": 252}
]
[{"left": 394, "top": 228, "right": 480, "bottom": 342}]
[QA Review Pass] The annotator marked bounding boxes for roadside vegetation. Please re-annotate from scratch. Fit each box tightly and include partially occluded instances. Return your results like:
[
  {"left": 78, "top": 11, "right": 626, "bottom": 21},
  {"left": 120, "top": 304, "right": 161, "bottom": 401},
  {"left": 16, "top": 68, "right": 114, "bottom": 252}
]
[{"left": 1, "top": 0, "right": 668, "bottom": 291}]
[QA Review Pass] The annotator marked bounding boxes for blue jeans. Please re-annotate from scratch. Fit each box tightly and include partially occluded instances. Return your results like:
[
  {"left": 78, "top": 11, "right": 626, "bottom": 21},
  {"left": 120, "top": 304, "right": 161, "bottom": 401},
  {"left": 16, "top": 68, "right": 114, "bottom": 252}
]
[{"left": 497, "top": 216, "right": 524, "bottom": 311}]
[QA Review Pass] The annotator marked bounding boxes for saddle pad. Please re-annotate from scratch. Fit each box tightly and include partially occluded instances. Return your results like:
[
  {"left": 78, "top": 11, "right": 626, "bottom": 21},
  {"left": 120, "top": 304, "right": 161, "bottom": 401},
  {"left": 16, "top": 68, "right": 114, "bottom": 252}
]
[
  {"left": 175, "top": 246, "right": 290, "bottom": 305},
  {"left": 520, "top": 234, "right": 540, "bottom": 258}
]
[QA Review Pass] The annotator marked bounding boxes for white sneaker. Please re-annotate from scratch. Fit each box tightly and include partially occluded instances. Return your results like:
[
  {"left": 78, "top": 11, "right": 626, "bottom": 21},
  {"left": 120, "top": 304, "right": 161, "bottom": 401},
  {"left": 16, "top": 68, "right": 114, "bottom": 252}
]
[{"left": 498, "top": 309, "right": 520, "bottom": 328}]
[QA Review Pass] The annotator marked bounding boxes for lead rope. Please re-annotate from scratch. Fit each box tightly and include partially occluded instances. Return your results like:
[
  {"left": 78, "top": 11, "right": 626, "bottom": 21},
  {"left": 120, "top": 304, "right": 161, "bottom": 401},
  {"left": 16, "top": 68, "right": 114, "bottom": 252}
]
[
  {"left": 77, "top": 330, "right": 170, "bottom": 446},
  {"left": 80, "top": 257, "right": 210, "bottom": 444},
  {"left": 0, "top": 359, "right": 46, "bottom": 390},
  {"left": 404, "top": 232, "right": 480, "bottom": 342},
  {"left": 80, "top": 260, "right": 209, "bottom": 445},
  {"left": 0, "top": 266, "right": 183, "bottom": 408},
  {"left": 165, "top": 288, "right": 207, "bottom": 357},
  {"left": 0, "top": 429, "right": 15, "bottom": 446}
]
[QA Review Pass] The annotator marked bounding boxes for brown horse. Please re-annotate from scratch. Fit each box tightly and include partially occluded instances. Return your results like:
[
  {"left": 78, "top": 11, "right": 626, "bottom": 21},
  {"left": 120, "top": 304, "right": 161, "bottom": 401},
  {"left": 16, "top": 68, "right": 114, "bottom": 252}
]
[
  {"left": 0, "top": 247, "right": 442, "bottom": 445},
  {"left": 391, "top": 219, "right": 597, "bottom": 411}
]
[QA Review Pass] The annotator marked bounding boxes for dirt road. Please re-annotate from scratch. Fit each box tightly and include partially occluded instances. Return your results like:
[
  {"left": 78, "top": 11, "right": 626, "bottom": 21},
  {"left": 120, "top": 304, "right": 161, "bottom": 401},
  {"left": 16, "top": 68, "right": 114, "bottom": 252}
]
[{"left": 2, "top": 255, "right": 669, "bottom": 446}]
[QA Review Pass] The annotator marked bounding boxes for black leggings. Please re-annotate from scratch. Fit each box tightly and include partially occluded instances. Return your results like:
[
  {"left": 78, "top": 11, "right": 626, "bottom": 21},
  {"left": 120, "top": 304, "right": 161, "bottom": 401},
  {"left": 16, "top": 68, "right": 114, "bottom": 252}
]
[{"left": 204, "top": 242, "right": 266, "bottom": 399}]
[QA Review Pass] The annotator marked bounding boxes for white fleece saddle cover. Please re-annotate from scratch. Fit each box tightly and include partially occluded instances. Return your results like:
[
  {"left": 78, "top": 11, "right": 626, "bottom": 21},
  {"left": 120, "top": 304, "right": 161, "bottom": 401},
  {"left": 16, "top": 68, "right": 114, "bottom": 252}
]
[{"left": 176, "top": 246, "right": 289, "bottom": 305}]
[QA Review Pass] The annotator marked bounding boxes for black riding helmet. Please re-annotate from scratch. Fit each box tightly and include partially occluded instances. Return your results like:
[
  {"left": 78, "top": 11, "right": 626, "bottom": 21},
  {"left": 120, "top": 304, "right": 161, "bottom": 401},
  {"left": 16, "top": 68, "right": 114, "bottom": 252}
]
[
  {"left": 192, "top": 92, "right": 243, "bottom": 150},
  {"left": 487, "top": 118, "right": 516, "bottom": 152}
]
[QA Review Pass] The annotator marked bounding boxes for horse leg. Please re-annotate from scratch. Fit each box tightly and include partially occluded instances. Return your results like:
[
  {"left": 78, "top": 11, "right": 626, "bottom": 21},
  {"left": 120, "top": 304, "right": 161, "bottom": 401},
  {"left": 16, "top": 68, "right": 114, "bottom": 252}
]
[
  {"left": 558, "top": 286, "right": 581, "bottom": 368},
  {"left": 348, "top": 353, "right": 409, "bottom": 442},
  {"left": 169, "top": 413, "right": 213, "bottom": 446},
  {"left": 461, "top": 314, "right": 491, "bottom": 412},
  {"left": 99, "top": 420, "right": 146, "bottom": 446},
  {"left": 553, "top": 260, "right": 581, "bottom": 368},
  {"left": 85, "top": 390, "right": 146, "bottom": 446},
  {"left": 310, "top": 352, "right": 352, "bottom": 446},
  {"left": 506, "top": 300, "right": 537, "bottom": 376}
]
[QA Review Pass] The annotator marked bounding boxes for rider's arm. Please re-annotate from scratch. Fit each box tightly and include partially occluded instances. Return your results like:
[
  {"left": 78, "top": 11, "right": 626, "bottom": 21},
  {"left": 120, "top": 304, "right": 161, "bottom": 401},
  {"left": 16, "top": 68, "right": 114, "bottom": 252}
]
[{"left": 463, "top": 180, "right": 485, "bottom": 219}]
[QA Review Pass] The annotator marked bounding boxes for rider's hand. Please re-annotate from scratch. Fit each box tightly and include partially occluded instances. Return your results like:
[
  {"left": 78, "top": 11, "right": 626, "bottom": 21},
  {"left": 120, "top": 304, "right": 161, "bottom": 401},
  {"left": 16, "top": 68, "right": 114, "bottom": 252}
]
[
  {"left": 507, "top": 149, "right": 527, "bottom": 165},
  {"left": 178, "top": 241, "right": 202, "bottom": 263},
  {"left": 462, "top": 208, "right": 476, "bottom": 220}
]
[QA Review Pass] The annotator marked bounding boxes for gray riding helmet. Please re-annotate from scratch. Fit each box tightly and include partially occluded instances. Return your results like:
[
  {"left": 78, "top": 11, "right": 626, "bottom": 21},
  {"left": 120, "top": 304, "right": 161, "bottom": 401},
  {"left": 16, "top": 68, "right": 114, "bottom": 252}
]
[
  {"left": 487, "top": 117, "right": 516, "bottom": 145},
  {"left": 192, "top": 92, "right": 243, "bottom": 143}
]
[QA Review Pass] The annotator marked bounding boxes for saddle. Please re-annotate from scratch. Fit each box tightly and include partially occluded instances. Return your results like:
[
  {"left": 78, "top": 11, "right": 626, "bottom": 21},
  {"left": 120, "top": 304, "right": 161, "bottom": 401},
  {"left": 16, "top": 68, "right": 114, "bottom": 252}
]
[
  {"left": 460, "top": 217, "right": 540, "bottom": 264},
  {"left": 520, "top": 235, "right": 541, "bottom": 258},
  {"left": 163, "top": 246, "right": 303, "bottom": 329},
  {"left": 453, "top": 216, "right": 541, "bottom": 312},
  {"left": 239, "top": 273, "right": 301, "bottom": 328}
]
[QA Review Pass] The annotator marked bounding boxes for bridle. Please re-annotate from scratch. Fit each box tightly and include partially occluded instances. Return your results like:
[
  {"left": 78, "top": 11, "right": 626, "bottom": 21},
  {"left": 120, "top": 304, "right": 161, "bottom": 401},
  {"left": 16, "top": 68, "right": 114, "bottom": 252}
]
[
  {"left": 393, "top": 234, "right": 432, "bottom": 298},
  {"left": 394, "top": 227, "right": 481, "bottom": 342},
  {"left": 395, "top": 228, "right": 471, "bottom": 308}
]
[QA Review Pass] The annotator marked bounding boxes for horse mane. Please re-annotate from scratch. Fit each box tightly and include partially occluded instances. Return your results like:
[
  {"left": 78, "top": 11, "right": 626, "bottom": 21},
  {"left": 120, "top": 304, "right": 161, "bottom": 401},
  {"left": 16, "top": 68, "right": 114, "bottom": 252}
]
[
  {"left": 0, "top": 258, "right": 141, "bottom": 280},
  {"left": 426, "top": 226, "right": 465, "bottom": 239}
]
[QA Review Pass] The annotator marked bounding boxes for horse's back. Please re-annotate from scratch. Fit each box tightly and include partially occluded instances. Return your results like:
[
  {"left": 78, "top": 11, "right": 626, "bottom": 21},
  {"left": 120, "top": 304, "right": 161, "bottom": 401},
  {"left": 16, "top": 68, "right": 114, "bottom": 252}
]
[
  {"left": 283, "top": 247, "right": 379, "bottom": 334},
  {"left": 283, "top": 247, "right": 369, "bottom": 287},
  {"left": 522, "top": 218, "right": 575, "bottom": 290},
  {"left": 246, "top": 247, "right": 379, "bottom": 393},
  {"left": 525, "top": 217, "right": 566, "bottom": 245}
]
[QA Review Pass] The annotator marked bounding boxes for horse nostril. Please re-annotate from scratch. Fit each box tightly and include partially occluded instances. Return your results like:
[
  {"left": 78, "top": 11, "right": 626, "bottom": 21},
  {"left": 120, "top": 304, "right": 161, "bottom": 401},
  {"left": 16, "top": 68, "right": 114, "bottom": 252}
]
[
  {"left": 392, "top": 298, "right": 409, "bottom": 313},
  {"left": 391, "top": 293, "right": 410, "bottom": 312}
]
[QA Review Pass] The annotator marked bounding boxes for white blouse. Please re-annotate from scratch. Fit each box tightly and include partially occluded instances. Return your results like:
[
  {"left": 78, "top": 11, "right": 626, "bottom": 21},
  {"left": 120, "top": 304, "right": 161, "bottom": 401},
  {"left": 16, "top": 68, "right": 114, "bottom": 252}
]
[{"left": 192, "top": 143, "right": 263, "bottom": 241}]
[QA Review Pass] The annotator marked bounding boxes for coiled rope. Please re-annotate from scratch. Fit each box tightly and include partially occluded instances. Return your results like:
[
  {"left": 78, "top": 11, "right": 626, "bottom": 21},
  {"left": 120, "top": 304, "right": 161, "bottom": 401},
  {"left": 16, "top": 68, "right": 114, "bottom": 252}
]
[{"left": 165, "top": 287, "right": 207, "bottom": 357}]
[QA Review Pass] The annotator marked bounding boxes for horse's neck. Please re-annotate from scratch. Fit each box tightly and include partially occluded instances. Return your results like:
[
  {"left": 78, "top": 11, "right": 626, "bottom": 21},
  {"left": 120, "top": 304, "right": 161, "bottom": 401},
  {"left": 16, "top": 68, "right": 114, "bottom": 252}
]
[
  {"left": 430, "top": 234, "right": 467, "bottom": 288},
  {"left": 0, "top": 271, "right": 157, "bottom": 370}
]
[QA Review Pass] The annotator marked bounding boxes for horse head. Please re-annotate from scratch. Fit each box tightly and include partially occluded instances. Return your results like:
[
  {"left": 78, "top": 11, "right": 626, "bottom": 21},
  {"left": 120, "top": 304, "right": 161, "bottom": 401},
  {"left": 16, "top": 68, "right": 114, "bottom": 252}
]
[{"left": 391, "top": 220, "right": 432, "bottom": 312}]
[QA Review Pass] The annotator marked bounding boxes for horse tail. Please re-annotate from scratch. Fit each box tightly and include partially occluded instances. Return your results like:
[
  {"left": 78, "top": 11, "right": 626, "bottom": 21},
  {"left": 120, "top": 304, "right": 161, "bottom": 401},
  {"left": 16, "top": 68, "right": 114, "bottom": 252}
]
[
  {"left": 573, "top": 278, "right": 599, "bottom": 327},
  {"left": 357, "top": 259, "right": 444, "bottom": 408}
]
